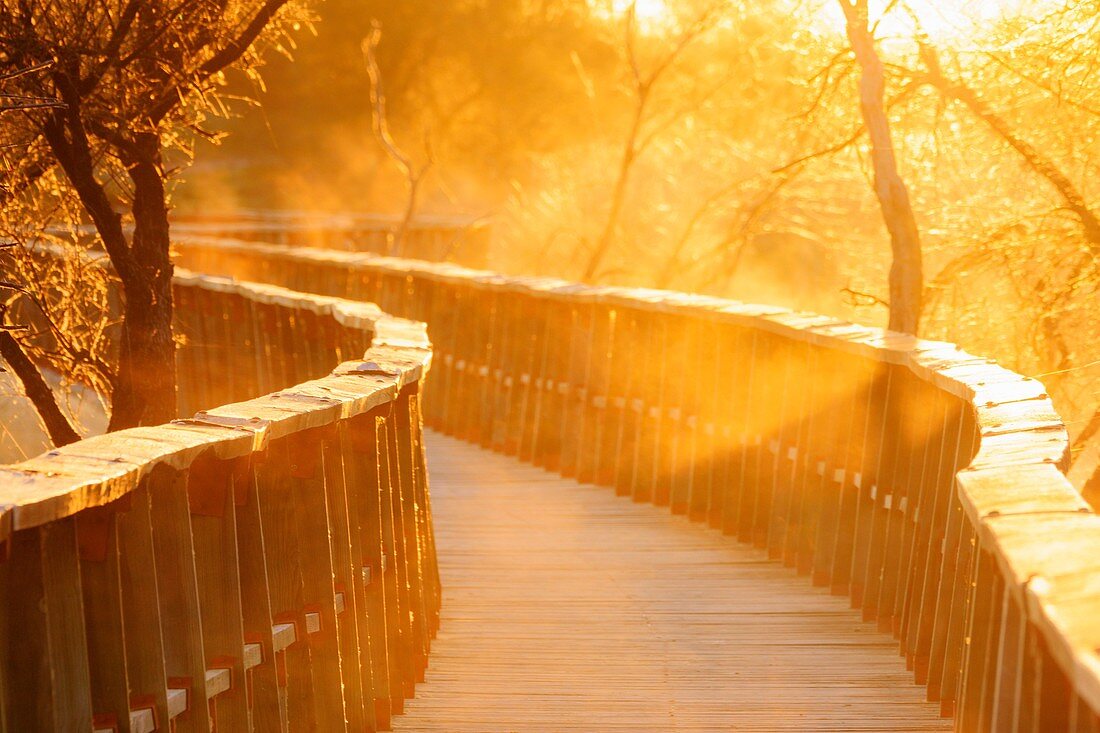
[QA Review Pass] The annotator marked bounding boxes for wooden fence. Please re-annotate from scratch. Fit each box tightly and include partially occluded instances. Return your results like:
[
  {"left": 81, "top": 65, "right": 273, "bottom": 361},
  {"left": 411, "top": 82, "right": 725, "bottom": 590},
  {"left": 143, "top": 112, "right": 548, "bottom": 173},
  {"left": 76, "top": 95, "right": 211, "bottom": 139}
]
[
  {"left": 0, "top": 270, "right": 440, "bottom": 733},
  {"left": 170, "top": 210, "right": 491, "bottom": 268},
  {"left": 175, "top": 234, "right": 1098, "bottom": 732}
]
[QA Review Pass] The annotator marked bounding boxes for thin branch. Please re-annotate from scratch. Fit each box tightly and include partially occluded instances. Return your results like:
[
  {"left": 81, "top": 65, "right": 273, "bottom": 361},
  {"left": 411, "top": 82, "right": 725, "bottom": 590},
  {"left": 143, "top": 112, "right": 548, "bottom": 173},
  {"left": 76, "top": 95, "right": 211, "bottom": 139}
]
[
  {"left": 914, "top": 40, "right": 1100, "bottom": 252},
  {"left": 0, "top": 329, "right": 80, "bottom": 446},
  {"left": 841, "top": 286, "right": 889, "bottom": 308}
]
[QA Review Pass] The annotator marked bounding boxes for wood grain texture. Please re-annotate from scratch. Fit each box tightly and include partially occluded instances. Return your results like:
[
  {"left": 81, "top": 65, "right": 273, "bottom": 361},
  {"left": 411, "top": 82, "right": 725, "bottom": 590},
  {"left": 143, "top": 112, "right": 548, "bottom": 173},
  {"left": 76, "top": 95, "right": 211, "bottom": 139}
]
[{"left": 394, "top": 431, "right": 950, "bottom": 732}]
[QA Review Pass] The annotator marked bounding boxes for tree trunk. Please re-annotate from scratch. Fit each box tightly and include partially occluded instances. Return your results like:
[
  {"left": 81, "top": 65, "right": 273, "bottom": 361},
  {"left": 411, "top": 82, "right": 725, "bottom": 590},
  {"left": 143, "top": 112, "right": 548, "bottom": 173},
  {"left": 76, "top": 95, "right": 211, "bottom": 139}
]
[
  {"left": 40, "top": 111, "right": 177, "bottom": 430},
  {"left": 107, "top": 133, "right": 177, "bottom": 431},
  {"left": 840, "top": 0, "right": 923, "bottom": 335}
]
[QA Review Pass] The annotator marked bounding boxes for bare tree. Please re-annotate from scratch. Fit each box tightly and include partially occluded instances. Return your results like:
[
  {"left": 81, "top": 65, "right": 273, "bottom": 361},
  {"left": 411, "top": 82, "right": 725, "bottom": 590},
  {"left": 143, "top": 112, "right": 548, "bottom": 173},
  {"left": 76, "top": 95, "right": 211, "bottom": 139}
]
[
  {"left": 0, "top": 0, "right": 301, "bottom": 432},
  {"left": 837, "top": 0, "right": 923, "bottom": 334},
  {"left": 582, "top": 1, "right": 728, "bottom": 281},
  {"left": 364, "top": 20, "right": 434, "bottom": 258},
  {"left": 915, "top": 41, "right": 1100, "bottom": 252},
  {"left": 911, "top": 34, "right": 1100, "bottom": 468},
  {"left": 0, "top": 63, "right": 81, "bottom": 447}
]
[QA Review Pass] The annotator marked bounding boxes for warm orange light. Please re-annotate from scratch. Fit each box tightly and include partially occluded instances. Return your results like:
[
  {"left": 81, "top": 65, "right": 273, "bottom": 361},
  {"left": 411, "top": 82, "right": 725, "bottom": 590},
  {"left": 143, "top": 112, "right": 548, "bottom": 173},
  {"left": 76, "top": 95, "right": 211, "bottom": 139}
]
[
  {"left": 611, "top": 0, "right": 672, "bottom": 31},
  {"left": 816, "top": 0, "right": 1050, "bottom": 44}
]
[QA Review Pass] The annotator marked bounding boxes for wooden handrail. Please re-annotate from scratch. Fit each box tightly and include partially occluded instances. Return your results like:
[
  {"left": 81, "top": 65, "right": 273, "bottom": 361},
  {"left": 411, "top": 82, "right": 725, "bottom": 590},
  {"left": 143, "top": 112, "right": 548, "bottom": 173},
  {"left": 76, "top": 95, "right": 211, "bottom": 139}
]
[
  {"left": 174, "top": 232, "right": 1096, "bottom": 730},
  {"left": 0, "top": 270, "right": 438, "bottom": 732},
  {"left": 51, "top": 210, "right": 492, "bottom": 265}
]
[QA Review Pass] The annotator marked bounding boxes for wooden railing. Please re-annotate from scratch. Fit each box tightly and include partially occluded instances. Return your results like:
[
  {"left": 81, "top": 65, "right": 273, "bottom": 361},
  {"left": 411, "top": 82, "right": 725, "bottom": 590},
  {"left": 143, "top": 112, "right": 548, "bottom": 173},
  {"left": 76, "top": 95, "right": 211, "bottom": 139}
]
[
  {"left": 176, "top": 234, "right": 1097, "bottom": 731},
  {"left": 0, "top": 270, "right": 439, "bottom": 732},
  {"left": 173, "top": 271, "right": 382, "bottom": 415},
  {"left": 170, "top": 210, "right": 491, "bottom": 268}
]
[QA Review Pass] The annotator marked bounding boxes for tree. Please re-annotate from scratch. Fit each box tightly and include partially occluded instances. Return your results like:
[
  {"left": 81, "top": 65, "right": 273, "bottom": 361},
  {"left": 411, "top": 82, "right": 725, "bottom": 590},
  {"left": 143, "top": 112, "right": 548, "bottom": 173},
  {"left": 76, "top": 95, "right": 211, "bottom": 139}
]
[
  {"left": 0, "top": 0, "right": 303, "bottom": 433},
  {"left": 363, "top": 20, "right": 434, "bottom": 257},
  {"left": 0, "top": 61, "right": 83, "bottom": 448},
  {"left": 582, "top": 0, "right": 729, "bottom": 281},
  {"left": 837, "top": 0, "right": 923, "bottom": 335}
]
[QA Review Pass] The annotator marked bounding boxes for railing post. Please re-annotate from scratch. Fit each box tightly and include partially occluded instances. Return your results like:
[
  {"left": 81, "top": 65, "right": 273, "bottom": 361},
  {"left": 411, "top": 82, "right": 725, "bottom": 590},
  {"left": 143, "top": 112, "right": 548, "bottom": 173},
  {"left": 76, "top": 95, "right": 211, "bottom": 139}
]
[
  {"left": 733, "top": 328, "right": 763, "bottom": 543},
  {"left": 715, "top": 324, "right": 753, "bottom": 537},
  {"left": 0, "top": 520, "right": 94, "bottom": 732},
  {"left": 666, "top": 315, "right": 697, "bottom": 516},
  {"left": 392, "top": 388, "right": 431, "bottom": 681},
  {"left": 253, "top": 440, "right": 326, "bottom": 727},
  {"left": 187, "top": 454, "right": 252, "bottom": 730},
  {"left": 319, "top": 427, "right": 372, "bottom": 731},
  {"left": 848, "top": 361, "right": 892, "bottom": 607},
  {"left": 410, "top": 389, "right": 443, "bottom": 637},
  {"left": 751, "top": 331, "right": 790, "bottom": 549},
  {"left": 629, "top": 311, "right": 661, "bottom": 503},
  {"left": 767, "top": 336, "right": 813, "bottom": 564},
  {"left": 809, "top": 347, "right": 850, "bottom": 586},
  {"left": 575, "top": 303, "right": 610, "bottom": 485},
  {"left": 876, "top": 370, "right": 933, "bottom": 635},
  {"left": 651, "top": 314, "right": 677, "bottom": 505},
  {"left": 990, "top": 584, "right": 1026, "bottom": 731},
  {"left": 149, "top": 467, "right": 215, "bottom": 731},
  {"left": 822, "top": 351, "right": 873, "bottom": 596},
  {"left": 558, "top": 301, "right": 590, "bottom": 479},
  {"left": 907, "top": 397, "right": 964, "bottom": 682},
  {"left": 531, "top": 299, "right": 567, "bottom": 472},
  {"left": 374, "top": 415, "right": 416, "bottom": 703},
  {"left": 174, "top": 285, "right": 202, "bottom": 417},
  {"left": 76, "top": 504, "right": 132, "bottom": 730},
  {"left": 689, "top": 316, "right": 720, "bottom": 525},
  {"left": 344, "top": 412, "right": 396, "bottom": 728},
  {"left": 116, "top": 485, "right": 172, "bottom": 730},
  {"left": 227, "top": 456, "right": 286, "bottom": 733},
  {"left": 927, "top": 412, "right": 978, "bottom": 713},
  {"left": 786, "top": 341, "right": 826, "bottom": 574}
]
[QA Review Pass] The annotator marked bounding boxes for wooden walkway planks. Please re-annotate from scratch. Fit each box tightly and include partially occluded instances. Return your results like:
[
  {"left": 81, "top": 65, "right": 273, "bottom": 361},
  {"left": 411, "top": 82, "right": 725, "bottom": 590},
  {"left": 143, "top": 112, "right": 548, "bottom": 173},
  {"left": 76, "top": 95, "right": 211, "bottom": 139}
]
[{"left": 395, "top": 432, "right": 950, "bottom": 732}]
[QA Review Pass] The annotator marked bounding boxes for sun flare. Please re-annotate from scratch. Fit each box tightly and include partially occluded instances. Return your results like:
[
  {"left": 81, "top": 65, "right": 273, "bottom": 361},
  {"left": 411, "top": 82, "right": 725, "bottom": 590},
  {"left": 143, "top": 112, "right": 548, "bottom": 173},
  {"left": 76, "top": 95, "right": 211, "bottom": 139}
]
[
  {"left": 611, "top": 0, "right": 673, "bottom": 30},
  {"left": 816, "top": 0, "right": 1047, "bottom": 44}
]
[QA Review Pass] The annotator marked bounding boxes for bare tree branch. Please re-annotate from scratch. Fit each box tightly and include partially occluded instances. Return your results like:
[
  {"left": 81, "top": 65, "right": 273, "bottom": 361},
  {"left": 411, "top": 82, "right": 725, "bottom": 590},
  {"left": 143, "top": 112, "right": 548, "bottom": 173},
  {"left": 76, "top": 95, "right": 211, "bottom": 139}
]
[{"left": 0, "top": 329, "right": 80, "bottom": 447}]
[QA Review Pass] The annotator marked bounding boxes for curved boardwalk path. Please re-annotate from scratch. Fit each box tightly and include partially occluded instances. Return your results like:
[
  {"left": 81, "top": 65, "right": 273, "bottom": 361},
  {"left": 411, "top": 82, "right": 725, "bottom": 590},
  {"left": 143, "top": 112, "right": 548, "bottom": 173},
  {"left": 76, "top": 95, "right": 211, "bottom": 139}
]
[{"left": 398, "top": 432, "right": 951, "bottom": 732}]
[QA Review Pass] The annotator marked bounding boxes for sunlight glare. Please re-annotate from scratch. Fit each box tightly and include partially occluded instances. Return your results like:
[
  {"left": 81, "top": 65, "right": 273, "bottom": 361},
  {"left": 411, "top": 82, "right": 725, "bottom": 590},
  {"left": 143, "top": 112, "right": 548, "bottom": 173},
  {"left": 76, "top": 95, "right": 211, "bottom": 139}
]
[
  {"left": 612, "top": 0, "right": 673, "bottom": 31},
  {"left": 815, "top": 0, "right": 1047, "bottom": 44}
]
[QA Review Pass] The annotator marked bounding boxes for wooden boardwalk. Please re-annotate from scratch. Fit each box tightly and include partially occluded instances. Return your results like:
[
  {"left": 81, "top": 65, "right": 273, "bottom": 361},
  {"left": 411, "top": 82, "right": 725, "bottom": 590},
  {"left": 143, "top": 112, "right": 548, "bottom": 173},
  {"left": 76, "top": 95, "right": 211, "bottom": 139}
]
[{"left": 395, "top": 432, "right": 951, "bottom": 732}]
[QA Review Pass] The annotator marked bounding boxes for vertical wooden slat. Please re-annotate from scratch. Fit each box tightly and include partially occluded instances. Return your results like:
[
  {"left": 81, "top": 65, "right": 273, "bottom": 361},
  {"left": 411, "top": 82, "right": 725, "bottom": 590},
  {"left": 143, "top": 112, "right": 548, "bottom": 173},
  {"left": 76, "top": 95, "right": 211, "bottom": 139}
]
[
  {"left": 0, "top": 520, "right": 94, "bottom": 732},
  {"left": 116, "top": 485, "right": 171, "bottom": 729},
  {"left": 42, "top": 518, "right": 96, "bottom": 730},
  {"left": 286, "top": 430, "right": 350, "bottom": 732},
  {"left": 991, "top": 587, "right": 1026, "bottom": 731},
  {"left": 910, "top": 399, "right": 966, "bottom": 683},
  {"left": 77, "top": 504, "right": 132, "bottom": 731},
  {"left": 232, "top": 457, "right": 286, "bottom": 733},
  {"left": 827, "top": 353, "right": 875, "bottom": 596},
  {"left": 849, "top": 363, "right": 891, "bottom": 608},
  {"left": 254, "top": 441, "right": 322, "bottom": 729},
  {"left": 347, "top": 412, "right": 395, "bottom": 728},
  {"left": 380, "top": 415, "right": 418, "bottom": 700},
  {"left": 410, "top": 390, "right": 443, "bottom": 638},
  {"left": 149, "top": 467, "right": 213, "bottom": 731},
  {"left": 188, "top": 454, "right": 250, "bottom": 730},
  {"left": 322, "top": 428, "right": 373, "bottom": 732},
  {"left": 395, "top": 388, "right": 432, "bottom": 679}
]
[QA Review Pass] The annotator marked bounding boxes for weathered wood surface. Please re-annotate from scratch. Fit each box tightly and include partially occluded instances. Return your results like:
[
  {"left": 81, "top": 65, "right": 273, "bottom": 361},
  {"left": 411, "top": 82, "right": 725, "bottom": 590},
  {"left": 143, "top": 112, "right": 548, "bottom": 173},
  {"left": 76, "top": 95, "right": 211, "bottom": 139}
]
[
  {"left": 396, "top": 432, "right": 950, "bottom": 732},
  {"left": 171, "top": 233, "right": 1100, "bottom": 728}
]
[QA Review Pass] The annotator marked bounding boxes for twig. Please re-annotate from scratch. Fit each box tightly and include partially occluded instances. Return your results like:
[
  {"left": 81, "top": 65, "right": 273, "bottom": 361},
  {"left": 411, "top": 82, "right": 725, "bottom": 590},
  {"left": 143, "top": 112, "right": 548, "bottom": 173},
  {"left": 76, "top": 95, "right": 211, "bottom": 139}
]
[{"left": 841, "top": 286, "right": 889, "bottom": 308}]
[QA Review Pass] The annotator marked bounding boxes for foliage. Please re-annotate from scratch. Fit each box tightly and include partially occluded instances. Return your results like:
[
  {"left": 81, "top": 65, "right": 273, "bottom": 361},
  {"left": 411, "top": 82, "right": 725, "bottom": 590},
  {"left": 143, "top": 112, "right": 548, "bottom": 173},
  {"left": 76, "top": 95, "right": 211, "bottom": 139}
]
[
  {"left": 0, "top": 0, "right": 308, "bottom": 434},
  {"left": 1, "top": 0, "right": 1097, "bottom": 470}
]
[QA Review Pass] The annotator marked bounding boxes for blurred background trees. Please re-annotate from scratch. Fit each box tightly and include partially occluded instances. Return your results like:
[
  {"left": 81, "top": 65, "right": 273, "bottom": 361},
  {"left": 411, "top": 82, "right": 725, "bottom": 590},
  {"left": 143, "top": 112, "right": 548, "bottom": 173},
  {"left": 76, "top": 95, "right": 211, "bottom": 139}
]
[{"left": 2, "top": 0, "right": 1098, "bottom": 477}]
